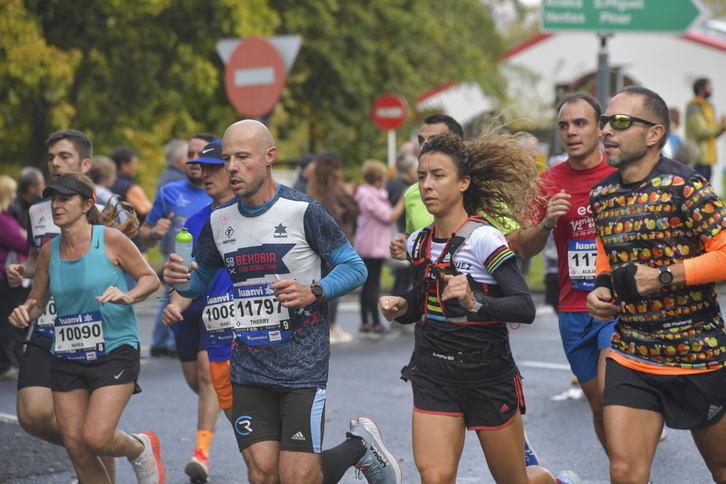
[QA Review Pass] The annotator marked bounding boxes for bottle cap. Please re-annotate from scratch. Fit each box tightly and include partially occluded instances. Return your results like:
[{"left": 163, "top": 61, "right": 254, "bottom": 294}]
[{"left": 176, "top": 227, "right": 193, "bottom": 243}]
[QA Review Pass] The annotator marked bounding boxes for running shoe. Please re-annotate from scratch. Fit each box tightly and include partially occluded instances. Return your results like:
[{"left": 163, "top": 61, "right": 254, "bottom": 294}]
[
  {"left": 130, "top": 431, "right": 165, "bottom": 484},
  {"left": 185, "top": 448, "right": 209, "bottom": 483},
  {"left": 553, "top": 470, "right": 583, "bottom": 484},
  {"left": 348, "top": 416, "right": 402, "bottom": 484},
  {"left": 523, "top": 429, "right": 540, "bottom": 466},
  {"left": 330, "top": 325, "right": 353, "bottom": 345}
]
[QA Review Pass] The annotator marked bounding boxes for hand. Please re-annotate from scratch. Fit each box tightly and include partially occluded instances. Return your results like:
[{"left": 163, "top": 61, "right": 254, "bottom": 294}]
[
  {"left": 379, "top": 296, "right": 408, "bottom": 321},
  {"left": 96, "top": 286, "right": 133, "bottom": 305},
  {"left": 162, "top": 303, "right": 183, "bottom": 326},
  {"left": 153, "top": 212, "right": 175, "bottom": 239},
  {"left": 389, "top": 235, "right": 407, "bottom": 261},
  {"left": 163, "top": 253, "right": 197, "bottom": 286},
  {"left": 9, "top": 298, "right": 37, "bottom": 329},
  {"left": 7, "top": 264, "right": 25, "bottom": 288},
  {"left": 543, "top": 190, "right": 571, "bottom": 229},
  {"left": 269, "top": 278, "right": 315, "bottom": 308},
  {"left": 441, "top": 274, "right": 474, "bottom": 309},
  {"left": 587, "top": 287, "right": 619, "bottom": 321}
]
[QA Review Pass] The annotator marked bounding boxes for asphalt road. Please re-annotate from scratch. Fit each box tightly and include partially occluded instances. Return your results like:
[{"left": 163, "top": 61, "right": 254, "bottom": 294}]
[{"left": 0, "top": 290, "right": 713, "bottom": 483}]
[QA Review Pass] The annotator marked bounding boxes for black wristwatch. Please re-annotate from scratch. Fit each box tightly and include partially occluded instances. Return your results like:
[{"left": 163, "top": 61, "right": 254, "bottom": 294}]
[
  {"left": 310, "top": 283, "right": 325, "bottom": 303},
  {"left": 470, "top": 291, "right": 485, "bottom": 312},
  {"left": 658, "top": 266, "right": 673, "bottom": 287}
]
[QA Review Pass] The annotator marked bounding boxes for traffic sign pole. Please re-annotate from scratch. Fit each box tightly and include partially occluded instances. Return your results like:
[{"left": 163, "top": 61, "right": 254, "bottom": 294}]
[{"left": 372, "top": 94, "right": 409, "bottom": 168}]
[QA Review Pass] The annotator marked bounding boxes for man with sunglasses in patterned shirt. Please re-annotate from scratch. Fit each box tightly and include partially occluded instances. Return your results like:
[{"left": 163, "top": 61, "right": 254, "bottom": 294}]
[
  {"left": 588, "top": 86, "right": 726, "bottom": 483},
  {"left": 515, "top": 92, "right": 616, "bottom": 455}
]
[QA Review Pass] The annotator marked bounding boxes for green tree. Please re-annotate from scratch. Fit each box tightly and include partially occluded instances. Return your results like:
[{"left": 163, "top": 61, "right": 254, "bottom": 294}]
[{"left": 2, "top": 0, "right": 512, "bottom": 188}]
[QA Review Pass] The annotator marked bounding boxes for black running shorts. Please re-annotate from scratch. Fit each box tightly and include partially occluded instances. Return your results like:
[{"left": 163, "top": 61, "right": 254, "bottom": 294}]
[
  {"left": 232, "top": 384, "right": 325, "bottom": 453},
  {"left": 604, "top": 357, "right": 726, "bottom": 429},
  {"left": 411, "top": 370, "right": 526, "bottom": 430},
  {"left": 17, "top": 335, "right": 54, "bottom": 390},
  {"left": 50, "top": 344, "right": 141, "bottom": 393}
]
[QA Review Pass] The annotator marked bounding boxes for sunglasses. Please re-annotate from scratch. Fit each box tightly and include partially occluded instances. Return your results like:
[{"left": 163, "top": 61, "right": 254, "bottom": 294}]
[{"left": 599, "top": 114, "right": 656, "bottom": 130}]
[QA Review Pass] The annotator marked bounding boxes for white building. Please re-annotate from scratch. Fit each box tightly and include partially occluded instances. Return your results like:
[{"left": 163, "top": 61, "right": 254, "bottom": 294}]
[{"left": 418, "top": 20, "right": 726, "bottom": 192}]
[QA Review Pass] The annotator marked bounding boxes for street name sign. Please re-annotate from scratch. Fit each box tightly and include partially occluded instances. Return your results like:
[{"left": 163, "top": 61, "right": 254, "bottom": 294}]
[{"left": 541, "top": 0, "right": 708, "bottom": 33}]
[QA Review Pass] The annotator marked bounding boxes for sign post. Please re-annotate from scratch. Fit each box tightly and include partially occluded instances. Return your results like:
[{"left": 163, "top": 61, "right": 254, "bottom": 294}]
[
  {"left": 372, "top": 94, "right": 408, "bottom": 168},
  {"left": 541, "top": 0, "right": 708, "bottom": 110}
]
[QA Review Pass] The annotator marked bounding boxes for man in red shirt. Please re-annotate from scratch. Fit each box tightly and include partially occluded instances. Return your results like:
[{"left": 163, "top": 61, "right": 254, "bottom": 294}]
[{"left": 514, "top": 93, "right": 616, "bottom": 453}]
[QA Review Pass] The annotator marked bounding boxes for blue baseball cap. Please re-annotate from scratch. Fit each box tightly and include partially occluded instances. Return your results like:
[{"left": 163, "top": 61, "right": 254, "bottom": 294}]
[{"left": 186, "top": 140, "right": 223, "bottom": 164}]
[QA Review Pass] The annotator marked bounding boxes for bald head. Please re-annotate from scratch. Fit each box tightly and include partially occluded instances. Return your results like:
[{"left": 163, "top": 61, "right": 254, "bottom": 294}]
[
  {"left": 224, "top": 120, "right": 274, "bottom": 152},
  {"left": 222, "top": 120, "right": 279, "bottom": 205}
]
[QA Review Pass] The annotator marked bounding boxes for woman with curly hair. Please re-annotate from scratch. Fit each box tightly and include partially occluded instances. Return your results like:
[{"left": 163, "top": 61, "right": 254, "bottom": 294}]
[{"left": 379, "top": 132, "right": 581, "bottom": 484}]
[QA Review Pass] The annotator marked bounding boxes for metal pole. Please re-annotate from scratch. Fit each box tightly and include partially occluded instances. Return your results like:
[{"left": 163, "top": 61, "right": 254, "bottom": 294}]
[
  {"left": 387, "top": 129, "right": 396, "bottom": 168},
  {"left": 596, "top": 33, "right": 612, "bottom": 111}
]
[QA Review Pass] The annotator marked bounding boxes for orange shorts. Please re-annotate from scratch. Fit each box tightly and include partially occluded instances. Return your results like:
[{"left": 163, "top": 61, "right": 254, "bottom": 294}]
[{"left": 209, "top": 359, "right": 232, "bottom": 409}]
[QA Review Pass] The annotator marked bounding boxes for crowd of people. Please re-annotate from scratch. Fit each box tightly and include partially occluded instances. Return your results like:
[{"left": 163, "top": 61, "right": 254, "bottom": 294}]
[{"left": 2, "top": 78, "right": 726, "bottom": 484}]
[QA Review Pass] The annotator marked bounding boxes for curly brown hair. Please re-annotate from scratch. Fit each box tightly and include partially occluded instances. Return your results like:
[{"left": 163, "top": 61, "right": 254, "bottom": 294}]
[
  {"left": 65, "top": 173, "right": 139, "bottom": 238},
  {"left": 420, "top": 131, "right": 542, "bottom": 229}
]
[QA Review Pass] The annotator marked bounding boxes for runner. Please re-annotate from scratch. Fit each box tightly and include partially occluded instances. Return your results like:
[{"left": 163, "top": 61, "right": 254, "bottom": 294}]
[
  {"left": 163, "top": 120, "right": 401, "bottom": 484},
  {"left": 9, "top": 173, "right": 164, "bottom": 484},
  {"left": 380, "top": 132, "right": 581, "bottom": 484}
]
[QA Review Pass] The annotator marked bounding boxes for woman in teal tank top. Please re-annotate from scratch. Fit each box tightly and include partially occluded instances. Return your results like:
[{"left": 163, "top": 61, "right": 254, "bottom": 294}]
[{"left": 9, "top": 174, "right": 165, "bottom": 484}]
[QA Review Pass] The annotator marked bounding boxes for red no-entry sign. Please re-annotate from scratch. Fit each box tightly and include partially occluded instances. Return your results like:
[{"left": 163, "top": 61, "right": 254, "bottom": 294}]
[
  {"left": 372, "top": 94, "right": 408, "bottom": 131},
  {"left": 224, "top": 37, "right": 287, "bottom": 118}
]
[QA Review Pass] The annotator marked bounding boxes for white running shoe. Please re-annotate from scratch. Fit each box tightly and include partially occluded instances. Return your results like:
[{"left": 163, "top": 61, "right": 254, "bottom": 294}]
[
  {"left": 348, "top": 416, "right": 402, "bottom": 484},
  {"left": 330, "top": 325, "right": 353, "bottom": 345},
  {"left": 129, "top": 431, "right": 165, "bottom": 484}
]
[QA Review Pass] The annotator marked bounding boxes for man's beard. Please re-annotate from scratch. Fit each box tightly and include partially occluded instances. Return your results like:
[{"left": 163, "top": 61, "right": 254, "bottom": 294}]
[{"left": 605, "top": 140, "right": 647, "bottom": 169}]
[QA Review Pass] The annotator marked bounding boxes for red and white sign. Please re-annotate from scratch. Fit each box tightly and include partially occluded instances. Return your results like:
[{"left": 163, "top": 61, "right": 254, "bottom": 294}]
[
  {"left": 372, "top": 94, "right": 408, "bottom": 131},
  {"left": 224, "top": 37, "right": 287, "bottom": 118}
]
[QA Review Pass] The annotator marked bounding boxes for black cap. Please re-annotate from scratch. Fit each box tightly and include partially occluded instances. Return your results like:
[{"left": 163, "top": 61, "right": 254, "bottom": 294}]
[{"left": 43, "top": 174, "right": 96, "bottom": 201}]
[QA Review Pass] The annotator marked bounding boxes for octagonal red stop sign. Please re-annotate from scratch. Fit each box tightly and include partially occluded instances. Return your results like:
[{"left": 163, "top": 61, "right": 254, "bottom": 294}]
[
  {"left": 224, "top": 37, "right": 287, "bottom": 118},
  {"left": 372, "top": 94, "right": 408, "bottom": 131}
]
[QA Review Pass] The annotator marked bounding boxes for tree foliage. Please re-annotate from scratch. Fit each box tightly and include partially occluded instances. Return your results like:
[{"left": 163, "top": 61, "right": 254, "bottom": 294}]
[{"left": 1, "top": 0, "right": 509, "bottom": 191}]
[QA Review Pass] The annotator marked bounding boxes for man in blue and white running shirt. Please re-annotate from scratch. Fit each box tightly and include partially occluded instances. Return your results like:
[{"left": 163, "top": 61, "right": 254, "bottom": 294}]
[{"left": 163, "top": 120, "right": 402, "bottom": 484}]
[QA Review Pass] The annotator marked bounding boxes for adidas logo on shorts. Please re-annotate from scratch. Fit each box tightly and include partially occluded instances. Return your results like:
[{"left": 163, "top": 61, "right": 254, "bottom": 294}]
[
  {"left": 708, "top": 405, "right": 723, "bottom": 420},
  {"left": 291, "top": 431, "right": 306, "bottom": 441}
]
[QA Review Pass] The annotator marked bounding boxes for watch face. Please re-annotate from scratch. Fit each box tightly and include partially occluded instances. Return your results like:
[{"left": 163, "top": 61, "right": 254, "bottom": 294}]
[
  {"left": 659, "top": 268, "right": 673, "bottom": 285},
  {"left": 473, "top": 291, "right": 486, "bottom": 303},
  {"left": 312, "top": 284, "right": 323, "bottom": 298}
]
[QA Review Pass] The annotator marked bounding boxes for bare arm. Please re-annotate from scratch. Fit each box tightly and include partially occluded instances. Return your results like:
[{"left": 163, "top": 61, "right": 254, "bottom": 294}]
[
  {"left": 99, "top": 228, "right": 160, "bottom": 305},
  {"left": 514, "top": 190, "right": 571, "bottom": 259},
  {"left": 7, "top": 247, "right": 37, "bottom": 287},
  {"left": 9, "top": 244, "right": 51, "bottom": 328},
  {"left": 161, "top": 291, "right": 193, "bottom": 326}
]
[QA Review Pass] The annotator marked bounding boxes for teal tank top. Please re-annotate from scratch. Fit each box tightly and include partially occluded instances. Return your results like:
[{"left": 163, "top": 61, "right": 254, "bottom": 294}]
[{"left": 49, "top": 225, "right": 139, "bottom": 359}]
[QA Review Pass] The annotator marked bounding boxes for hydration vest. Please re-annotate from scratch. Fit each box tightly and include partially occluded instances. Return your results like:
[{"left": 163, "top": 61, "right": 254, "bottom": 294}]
[{"left": 409, "top": 215, "right": 504, "bottom": 325}]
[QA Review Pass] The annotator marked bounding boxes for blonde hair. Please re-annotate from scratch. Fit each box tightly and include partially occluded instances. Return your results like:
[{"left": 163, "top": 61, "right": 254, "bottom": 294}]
[
  {"left": 0, "top": 175, "right": 17, "bottom": 212},
  {"left": 63, "top": 173, "right": 139, "bottom": 238},
  {"left": 89, "top": 156, "right": 117, "bottom": 187},
  {"left": 362, "top": 159, "right": 387, "bottom": 185}
]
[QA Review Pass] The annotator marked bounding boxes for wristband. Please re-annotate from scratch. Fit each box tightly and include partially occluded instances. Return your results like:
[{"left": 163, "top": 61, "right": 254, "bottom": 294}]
[
  {"left": 594, "top": 273, "right": 613, "bottom": 292},
  {"left": 150, "top": 227, "right": 158, "bottom": 241},
  {"left": 541, "top": 219, "right": 557, "bottom": 233}
]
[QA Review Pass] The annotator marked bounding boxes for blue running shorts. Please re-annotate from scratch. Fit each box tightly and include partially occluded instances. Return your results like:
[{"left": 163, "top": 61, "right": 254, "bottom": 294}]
[{"left": 559, "top": 312, "right": 616, "bottom": 383}]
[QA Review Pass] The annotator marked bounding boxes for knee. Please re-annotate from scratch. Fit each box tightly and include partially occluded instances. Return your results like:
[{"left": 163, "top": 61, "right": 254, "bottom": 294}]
[
  {"left": 18, "top": 406, "right": 55, "bottom": 438},
  {"left": 610, "top": 458, "right": 648, "bottom": 484},
  {"left": 82, "top": 429, "right": 114, "bottom": 456},
  {"left": 418, "top": 465, "right": 456, "bottom": 484},
  {"left": 248, "top": 465, "right": 278, "bottom": 484}
]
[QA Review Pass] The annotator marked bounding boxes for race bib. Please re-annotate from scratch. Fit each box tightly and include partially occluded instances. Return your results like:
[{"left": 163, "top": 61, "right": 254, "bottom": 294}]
[
  {"left": 54, "top": 311, "right": 106, "bottom": 362},
  {"left": 233, "top": 281, "right": 293, "bottom": 346},
  {"left": 36, "top": 297, "right": 57, "bottom": 338},
  {"left": 203, "top": 291, "right": 236, "bottom": 346},
  {"left": 568, "top": 239, "right": 597, "bottom": 291}
]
